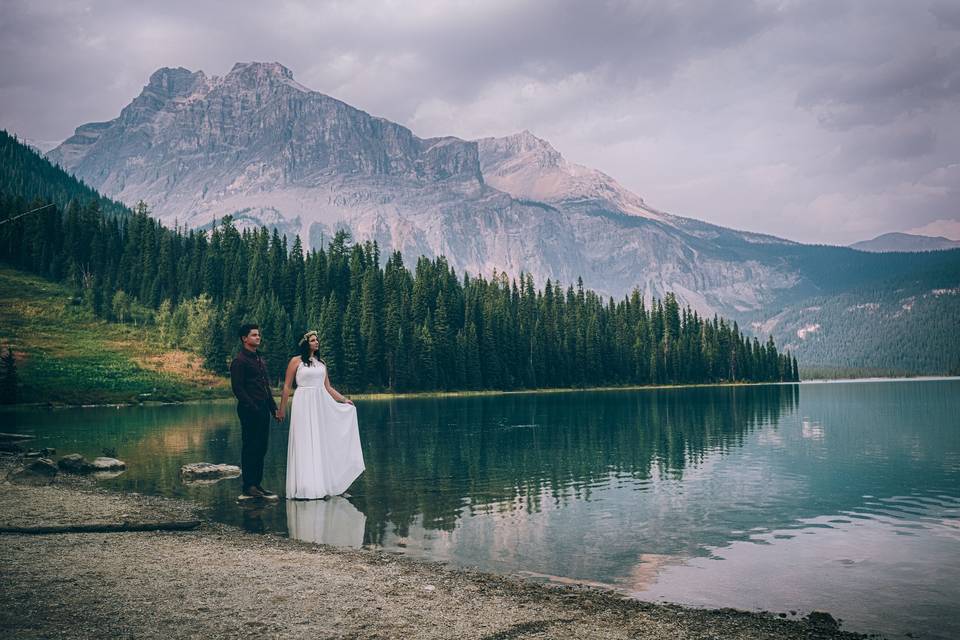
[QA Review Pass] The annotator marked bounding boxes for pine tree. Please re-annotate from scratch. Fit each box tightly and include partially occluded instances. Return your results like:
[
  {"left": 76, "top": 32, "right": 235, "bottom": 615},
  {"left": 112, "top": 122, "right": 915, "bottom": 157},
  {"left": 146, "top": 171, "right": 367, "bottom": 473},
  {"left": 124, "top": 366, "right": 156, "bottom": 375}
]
[
  {"left": 318, "top": 294, "right": 341, "bottom": 381},
  {"left": 203, "top": 306, "right": 230, "bottom": 375},
  {"left": 340, "top": 298, "right": 363, "bottom": 391},
  {"left": 432, "top": 288, "right": 453, "bottom": 389},
  {"left": 1, "top": 346, "right": 17, "bottom": 405},
  {"left": 415, "top": 319, "right": 437, "bottom": 391},
  {"left": 360, "top": 267, "right": 384, "bottom": 388}
]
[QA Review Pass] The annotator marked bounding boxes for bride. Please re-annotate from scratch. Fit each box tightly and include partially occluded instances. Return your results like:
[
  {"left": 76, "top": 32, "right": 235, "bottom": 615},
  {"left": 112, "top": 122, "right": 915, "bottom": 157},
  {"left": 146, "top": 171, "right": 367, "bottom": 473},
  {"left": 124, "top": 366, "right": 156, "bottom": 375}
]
[{"left": 278, "top": 331, "right": 365, "bottom": 500}]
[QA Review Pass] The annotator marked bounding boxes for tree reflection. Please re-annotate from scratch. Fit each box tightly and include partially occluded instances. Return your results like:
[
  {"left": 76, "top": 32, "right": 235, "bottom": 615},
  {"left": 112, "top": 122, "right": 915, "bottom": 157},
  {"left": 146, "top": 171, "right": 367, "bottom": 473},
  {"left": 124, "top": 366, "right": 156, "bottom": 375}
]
[{"left": 352, "top": 384, "right": 799, "bottom": 542}]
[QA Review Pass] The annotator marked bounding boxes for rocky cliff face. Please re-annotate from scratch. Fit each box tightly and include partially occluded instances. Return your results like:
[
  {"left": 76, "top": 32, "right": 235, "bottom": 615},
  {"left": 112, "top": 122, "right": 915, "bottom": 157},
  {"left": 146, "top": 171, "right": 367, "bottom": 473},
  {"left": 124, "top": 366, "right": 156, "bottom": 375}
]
[{"left": 49, "top": 62, "right": 808, "bottom": 318}]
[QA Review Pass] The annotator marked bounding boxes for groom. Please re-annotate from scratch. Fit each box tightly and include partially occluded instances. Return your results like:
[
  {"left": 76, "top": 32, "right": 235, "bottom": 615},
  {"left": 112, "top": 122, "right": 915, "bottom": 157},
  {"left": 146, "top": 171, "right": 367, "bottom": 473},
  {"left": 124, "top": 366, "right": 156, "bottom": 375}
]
[{"left": 230, "top": 323, "right": 281, "bottom": 500}]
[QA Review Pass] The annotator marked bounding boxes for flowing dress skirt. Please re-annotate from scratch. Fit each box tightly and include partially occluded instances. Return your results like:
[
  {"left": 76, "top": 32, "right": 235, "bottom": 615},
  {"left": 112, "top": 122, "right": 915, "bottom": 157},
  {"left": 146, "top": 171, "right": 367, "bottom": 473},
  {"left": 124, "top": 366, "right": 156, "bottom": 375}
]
[{"left": 286, "top": 380, "right": 364, "bottom": 499}]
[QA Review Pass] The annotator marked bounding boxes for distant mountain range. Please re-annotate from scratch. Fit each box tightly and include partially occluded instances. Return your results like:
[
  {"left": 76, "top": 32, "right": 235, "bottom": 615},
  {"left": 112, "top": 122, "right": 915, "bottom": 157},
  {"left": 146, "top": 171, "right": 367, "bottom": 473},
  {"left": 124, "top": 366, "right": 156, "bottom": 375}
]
[
  {"left": 41, "top": 62, "right": 960, "bottom": 374},
  {"left": 850, "top": 232, "right": 960, "bottom": 253}
]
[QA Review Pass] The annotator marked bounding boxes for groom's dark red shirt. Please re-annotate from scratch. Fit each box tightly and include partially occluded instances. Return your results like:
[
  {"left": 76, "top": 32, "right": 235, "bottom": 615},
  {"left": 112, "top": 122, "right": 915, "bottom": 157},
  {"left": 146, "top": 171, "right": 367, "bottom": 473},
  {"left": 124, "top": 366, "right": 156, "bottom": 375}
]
[{"left": 229, "top": 349, "right": 278, "bottom": 413}]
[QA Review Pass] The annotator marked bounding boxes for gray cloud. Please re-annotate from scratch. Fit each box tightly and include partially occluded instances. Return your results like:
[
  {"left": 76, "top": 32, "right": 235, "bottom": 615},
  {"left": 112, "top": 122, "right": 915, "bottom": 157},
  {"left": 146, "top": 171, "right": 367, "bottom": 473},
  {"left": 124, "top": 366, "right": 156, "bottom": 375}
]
[
  {"left": 931, "top": 1, "right": 960, "bottom": 29},
  {"left": 0, "top": 0, "right": 958, "bottom": 244},
  {"left": 796, "top": 46, "right": 960, "bottom": 130}
]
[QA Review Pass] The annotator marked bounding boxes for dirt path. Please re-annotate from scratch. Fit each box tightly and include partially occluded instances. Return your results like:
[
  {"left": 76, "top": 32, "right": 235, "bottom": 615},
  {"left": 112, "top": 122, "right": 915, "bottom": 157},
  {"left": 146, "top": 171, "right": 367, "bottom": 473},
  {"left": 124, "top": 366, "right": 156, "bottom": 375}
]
[{"left": 0, "top": 461, "right": 869, "bottom": 639}]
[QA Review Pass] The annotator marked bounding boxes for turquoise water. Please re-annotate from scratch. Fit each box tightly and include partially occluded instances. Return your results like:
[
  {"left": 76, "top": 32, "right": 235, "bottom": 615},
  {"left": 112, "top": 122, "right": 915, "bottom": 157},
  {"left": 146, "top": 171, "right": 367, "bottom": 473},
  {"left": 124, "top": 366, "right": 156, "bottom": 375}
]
[{"left": 6, "top": 379, "right": 959, "bottom": 639}]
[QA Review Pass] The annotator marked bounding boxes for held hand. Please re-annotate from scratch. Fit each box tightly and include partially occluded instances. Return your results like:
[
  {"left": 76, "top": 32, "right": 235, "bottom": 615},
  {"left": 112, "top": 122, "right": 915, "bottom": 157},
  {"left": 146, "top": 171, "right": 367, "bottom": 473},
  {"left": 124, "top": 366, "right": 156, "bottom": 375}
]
[
  {"left": 343, "top": 398, "right": 354, "bottom": 405},
  {"left": 274, "top": 409, "right": 283, "bottom": 422}
]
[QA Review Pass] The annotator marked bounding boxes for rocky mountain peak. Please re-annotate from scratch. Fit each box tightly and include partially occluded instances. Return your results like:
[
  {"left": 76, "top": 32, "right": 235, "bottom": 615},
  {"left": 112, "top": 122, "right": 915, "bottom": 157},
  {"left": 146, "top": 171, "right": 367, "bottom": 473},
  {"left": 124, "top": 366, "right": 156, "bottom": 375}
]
[
  {"left": 223, "top": 61, "right": 305, "bottom": 90},
  {"left": 146, "top": 66, "right": 208, "bottom": 98},
  {"left": 477, "top": 130, "right": 563, "bottom": 170},
  {"left": 476, "top": 131, "right": 660, "bottom": 221},
  {"left": 228, "top": 61, "right": 294, "bottom": 79}
]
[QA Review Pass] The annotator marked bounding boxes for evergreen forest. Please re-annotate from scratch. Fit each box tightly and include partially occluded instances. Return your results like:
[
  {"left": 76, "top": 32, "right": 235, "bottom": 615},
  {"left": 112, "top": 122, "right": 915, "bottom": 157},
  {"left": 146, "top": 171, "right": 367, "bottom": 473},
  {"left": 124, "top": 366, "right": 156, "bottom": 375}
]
[{"left": 0, "top": 130, "right": 798, "bottom": 393}]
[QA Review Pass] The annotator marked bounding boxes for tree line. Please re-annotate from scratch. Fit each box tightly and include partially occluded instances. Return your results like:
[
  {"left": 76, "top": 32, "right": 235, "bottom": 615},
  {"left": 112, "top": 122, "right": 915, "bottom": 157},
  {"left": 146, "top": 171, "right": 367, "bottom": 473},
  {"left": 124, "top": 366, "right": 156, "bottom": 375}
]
[{"left": 0, "top": 131, "right": 799, "bottom": 392}]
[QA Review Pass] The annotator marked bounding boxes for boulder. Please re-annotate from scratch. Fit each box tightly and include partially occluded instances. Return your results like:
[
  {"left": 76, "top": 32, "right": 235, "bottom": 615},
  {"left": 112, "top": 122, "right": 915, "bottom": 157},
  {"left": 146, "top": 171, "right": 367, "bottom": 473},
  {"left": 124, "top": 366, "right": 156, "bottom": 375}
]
[
  {"left": 57, "top": 453, "right": 94, "bottom": 473},
  {"left": 7, "top": 458, "right": 58, "bottom": 485},
  {"left": 805, "top": 611, "right": 840, "bottom": 630},
  {"left": 90, "top": 457, "right": 126, "bottom": 471},
  {"left": 180, "top": 463, "right": 241, "bottom": 483}
]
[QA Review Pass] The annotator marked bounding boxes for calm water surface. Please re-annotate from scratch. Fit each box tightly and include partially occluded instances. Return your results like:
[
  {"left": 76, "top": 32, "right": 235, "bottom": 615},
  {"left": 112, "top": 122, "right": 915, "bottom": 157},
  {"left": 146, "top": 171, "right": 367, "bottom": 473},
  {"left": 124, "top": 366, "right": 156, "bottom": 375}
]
[{"left": 6, "top": 380, "right": 959, "bottom": 639}]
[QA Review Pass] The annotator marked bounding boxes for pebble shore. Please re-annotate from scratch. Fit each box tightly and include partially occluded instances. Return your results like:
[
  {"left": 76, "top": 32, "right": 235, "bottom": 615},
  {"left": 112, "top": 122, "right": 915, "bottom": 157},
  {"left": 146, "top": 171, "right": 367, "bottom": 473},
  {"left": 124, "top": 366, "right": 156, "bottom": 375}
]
[{"left": 0, "top": 458, "right": 872, "bottom": 639}]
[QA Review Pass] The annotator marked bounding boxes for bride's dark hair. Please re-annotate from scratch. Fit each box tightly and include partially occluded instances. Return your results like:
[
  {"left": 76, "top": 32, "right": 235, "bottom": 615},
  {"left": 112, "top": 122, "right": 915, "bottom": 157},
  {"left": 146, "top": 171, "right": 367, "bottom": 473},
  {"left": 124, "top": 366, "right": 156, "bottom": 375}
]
[{"left": 297, "top": 331, "right": 324, "bottom": 367}]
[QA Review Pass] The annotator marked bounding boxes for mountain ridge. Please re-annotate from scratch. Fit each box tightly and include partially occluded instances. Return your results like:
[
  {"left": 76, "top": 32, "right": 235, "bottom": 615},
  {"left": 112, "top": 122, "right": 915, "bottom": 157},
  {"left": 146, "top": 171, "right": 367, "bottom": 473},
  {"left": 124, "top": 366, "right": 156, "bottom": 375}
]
[
  {"left": 849, "top": 232, "right": 960, "bottom": 253},
  {"left": 42, "top": 62, "right": 960, "bottom": 374}
]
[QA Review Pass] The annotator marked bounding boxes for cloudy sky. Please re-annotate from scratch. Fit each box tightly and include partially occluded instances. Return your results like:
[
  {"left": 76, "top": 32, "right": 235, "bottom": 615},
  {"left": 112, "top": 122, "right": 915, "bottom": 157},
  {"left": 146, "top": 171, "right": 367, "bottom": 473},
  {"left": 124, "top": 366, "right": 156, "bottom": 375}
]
[{"left": 2, "top": 0, "right": 959, "bottom": 245}]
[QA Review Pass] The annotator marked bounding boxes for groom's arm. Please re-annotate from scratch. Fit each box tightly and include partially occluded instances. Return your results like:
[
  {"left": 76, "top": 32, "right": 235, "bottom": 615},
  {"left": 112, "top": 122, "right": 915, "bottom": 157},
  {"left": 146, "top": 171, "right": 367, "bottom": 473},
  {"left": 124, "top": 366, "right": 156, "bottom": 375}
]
[{"left": 230, "top": 357, "right": 257, "bottom": 409}]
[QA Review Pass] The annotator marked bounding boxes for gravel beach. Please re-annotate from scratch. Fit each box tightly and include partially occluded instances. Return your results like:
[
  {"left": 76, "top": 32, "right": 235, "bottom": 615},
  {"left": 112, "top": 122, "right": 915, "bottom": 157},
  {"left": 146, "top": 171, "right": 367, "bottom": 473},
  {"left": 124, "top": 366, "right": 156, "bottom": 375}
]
[{"left": 0, "top": 458, "right": 871, "bottom": 639}]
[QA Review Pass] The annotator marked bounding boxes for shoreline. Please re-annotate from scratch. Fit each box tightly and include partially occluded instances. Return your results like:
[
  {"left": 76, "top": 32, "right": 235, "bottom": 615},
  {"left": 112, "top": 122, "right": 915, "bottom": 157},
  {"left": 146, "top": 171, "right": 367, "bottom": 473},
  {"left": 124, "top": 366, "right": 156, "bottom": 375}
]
[
  {"left": 6, "top": 375, "right": 957, "bottom": 411},
  {"left": 0, "top": 457, "right": 871, "bottom": 639}
]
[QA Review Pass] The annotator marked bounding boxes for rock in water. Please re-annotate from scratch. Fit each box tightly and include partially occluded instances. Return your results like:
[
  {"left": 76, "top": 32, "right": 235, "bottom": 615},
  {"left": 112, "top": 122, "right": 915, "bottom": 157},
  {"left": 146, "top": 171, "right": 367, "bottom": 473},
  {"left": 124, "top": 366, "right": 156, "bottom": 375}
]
[
  {"left": 90, "top": 457, "right": 127, "bottom": 471},
  {"left": 57, "top": 453, "right": 94, "bottom": 473},
  {"left": 180, "top": 463, "right": 241, "bottom": 480},
  {"left": 7, "top": 458, "right": 58, "bottom": 485}
]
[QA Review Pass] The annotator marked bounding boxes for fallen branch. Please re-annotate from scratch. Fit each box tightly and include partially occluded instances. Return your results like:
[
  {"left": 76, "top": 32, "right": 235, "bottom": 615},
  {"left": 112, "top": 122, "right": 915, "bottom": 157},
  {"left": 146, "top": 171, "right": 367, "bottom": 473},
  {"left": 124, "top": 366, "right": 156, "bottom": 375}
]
[
  {"left": 0, "top": 520, "right": 202, "bottom": 535},
  {"left": 0, "top": 432, "right": 35, "bottom": 441}
]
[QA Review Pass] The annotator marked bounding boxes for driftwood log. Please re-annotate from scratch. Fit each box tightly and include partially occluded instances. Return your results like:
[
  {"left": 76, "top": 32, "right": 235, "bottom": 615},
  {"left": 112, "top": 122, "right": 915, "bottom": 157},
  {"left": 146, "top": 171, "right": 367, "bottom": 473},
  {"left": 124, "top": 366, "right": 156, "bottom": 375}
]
[{"left": 0, "top": 520, "right": 202, "bottom": 534}]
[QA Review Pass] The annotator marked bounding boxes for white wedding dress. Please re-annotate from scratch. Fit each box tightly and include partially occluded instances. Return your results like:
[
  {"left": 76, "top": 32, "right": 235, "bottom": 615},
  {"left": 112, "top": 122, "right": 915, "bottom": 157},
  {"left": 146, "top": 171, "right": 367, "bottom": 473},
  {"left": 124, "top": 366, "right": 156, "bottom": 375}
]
[{"left": 286, "top": 358, "right": 365, "bottom": 499}]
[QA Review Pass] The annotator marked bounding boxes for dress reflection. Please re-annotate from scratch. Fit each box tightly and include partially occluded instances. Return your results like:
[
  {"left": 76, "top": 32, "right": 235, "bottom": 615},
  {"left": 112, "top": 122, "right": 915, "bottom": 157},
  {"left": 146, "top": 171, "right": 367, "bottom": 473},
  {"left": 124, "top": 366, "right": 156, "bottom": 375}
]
[{"left": 286, "top": 497, "right": 366, "bottom": 548}]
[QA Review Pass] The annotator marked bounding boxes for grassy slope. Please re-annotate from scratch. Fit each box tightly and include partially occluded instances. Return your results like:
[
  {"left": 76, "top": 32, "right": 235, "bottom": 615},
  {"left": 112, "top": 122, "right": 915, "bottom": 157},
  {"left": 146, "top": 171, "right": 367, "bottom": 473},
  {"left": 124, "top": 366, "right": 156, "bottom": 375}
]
[{"left": 0, "top": 266, "right": 231, "bottom": 405}]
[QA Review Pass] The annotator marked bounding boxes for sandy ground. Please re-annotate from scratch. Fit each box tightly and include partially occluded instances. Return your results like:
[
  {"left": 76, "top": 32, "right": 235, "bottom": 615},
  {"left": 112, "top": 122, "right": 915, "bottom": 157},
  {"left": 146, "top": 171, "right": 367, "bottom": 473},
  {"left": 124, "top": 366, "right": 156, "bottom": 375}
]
[{"left": 0, "top": 458, "right": 871, "bottom": 640}]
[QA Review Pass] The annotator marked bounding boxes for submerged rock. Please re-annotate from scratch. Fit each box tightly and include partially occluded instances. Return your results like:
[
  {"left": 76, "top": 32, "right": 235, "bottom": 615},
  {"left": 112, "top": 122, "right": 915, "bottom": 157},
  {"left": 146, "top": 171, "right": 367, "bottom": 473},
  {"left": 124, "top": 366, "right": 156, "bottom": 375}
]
[
  {"left": 7, "top": 458, "right": 58, "bottom": 485},
  {"left": 57, "top": 454, "right": 126, "bottom": 473}
]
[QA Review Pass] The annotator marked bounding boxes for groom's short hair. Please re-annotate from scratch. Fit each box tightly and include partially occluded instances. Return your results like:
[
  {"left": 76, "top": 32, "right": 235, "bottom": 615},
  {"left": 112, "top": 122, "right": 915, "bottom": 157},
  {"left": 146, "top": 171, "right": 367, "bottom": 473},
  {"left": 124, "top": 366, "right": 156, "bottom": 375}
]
[{"left": 238, "top": 323, "right": 260, "bottom": 339}]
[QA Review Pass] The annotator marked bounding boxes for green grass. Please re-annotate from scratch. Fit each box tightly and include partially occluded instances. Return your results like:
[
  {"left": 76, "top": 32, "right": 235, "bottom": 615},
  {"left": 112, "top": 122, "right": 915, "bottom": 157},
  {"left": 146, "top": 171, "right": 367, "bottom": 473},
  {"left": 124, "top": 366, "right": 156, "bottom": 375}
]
[{"left": 0, "top": 266, "right": 231, "bottom": 405}]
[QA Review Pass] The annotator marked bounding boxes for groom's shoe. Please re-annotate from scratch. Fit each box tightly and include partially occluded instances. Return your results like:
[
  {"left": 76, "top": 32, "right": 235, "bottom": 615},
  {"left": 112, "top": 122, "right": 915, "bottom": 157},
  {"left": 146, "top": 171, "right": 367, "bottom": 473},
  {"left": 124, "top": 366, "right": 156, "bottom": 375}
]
[
  {"left": 256, "top": 485, "right": 280, "bottom": 500},
  {"left": 242, "top": 486, "right": 266, "bottom": 498}
]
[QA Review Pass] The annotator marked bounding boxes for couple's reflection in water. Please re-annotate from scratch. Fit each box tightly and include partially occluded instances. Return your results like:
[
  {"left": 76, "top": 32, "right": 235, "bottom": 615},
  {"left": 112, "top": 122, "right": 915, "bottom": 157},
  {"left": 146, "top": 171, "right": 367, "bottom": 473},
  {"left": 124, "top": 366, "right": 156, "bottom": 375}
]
[{"left": 239, "top": 496, "right": 366, "bottom": 548}]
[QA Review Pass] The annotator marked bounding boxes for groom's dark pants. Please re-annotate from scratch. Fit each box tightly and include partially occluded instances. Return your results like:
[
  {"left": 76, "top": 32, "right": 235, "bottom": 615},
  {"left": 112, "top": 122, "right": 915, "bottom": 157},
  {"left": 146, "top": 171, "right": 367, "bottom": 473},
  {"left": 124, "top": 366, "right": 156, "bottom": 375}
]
[{"left": 238, "top": 404, "right": 270, "bottom": 489}]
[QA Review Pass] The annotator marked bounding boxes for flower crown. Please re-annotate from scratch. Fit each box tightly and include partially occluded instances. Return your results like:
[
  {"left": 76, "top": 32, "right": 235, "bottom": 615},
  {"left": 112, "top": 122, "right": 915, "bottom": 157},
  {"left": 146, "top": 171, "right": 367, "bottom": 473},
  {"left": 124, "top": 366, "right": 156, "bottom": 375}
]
[{"left": 298, "top": 331, "right": 318, "bottom": 348}]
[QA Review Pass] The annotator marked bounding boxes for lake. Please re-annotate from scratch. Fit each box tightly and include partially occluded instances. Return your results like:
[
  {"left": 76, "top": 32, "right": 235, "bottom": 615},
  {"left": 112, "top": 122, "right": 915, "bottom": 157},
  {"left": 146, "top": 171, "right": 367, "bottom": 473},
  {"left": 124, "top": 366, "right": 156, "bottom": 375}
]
[{"left": 6, "top": 379, "right": 959, "bottom": 639}]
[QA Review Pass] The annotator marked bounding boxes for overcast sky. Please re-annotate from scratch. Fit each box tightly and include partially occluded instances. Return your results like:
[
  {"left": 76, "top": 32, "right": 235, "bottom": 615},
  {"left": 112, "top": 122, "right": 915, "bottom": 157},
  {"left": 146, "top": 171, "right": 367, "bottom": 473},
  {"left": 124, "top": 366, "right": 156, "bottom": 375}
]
[{"left": 2, "top": 0, "right": 959, "bottom": 244}]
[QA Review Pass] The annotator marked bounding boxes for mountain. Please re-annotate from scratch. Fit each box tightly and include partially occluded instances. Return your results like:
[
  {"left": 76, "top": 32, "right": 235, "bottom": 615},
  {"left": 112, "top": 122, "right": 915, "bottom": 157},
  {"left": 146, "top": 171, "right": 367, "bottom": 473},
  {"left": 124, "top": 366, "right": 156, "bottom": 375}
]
[
  {"left": 850, "top": 232, "right": 960, "bottom": 253},
  {"left": 46, "top": 63, "right": 804, "bottom": 313},
  {"left": 45, "top": 62, "right": 960, "bottom": 374}
]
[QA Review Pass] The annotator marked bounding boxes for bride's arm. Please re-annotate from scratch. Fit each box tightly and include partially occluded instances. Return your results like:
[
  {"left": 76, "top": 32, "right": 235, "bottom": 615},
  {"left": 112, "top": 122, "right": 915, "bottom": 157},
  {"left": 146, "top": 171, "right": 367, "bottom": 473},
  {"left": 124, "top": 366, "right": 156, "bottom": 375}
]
[
  {"left": 278, "top": 357, "right": 300, "bottom": 420},
  {"left": 324, "top": 370, "right": 353, "bottom": 404}
]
